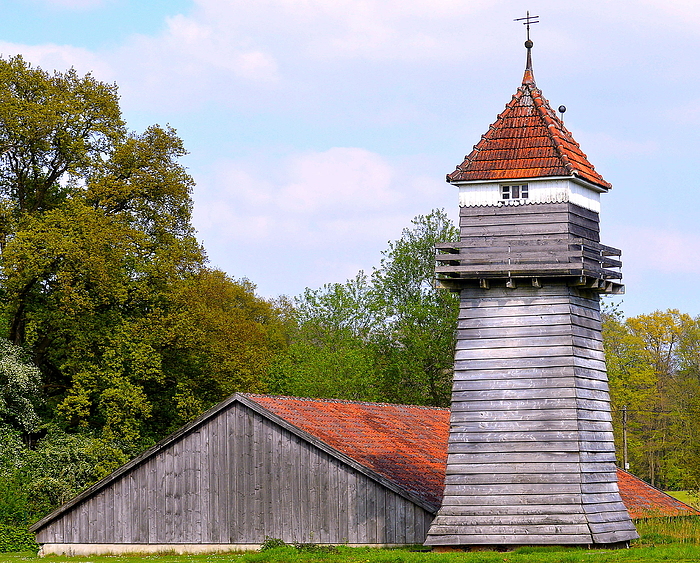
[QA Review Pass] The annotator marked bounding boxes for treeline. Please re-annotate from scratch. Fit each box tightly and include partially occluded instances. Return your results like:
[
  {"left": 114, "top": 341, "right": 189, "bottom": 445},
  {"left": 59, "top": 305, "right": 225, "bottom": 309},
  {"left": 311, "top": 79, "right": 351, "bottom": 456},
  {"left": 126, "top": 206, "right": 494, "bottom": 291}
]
[{"left": 604, "top": 308, "right": 700, "bottom": 490}]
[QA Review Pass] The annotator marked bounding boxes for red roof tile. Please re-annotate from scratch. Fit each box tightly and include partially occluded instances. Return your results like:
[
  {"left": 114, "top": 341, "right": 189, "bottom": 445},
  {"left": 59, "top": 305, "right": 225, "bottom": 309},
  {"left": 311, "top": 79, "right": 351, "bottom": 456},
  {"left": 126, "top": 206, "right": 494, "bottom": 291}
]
[
  {"left": 448, "top": 52, "right": 611, "bottom": 190},
  {"left": 248, "top": 394, "right": 449, "bottom": 508},
  {"left": 617, "top": 469, "right": 700, "bottom": 518},
  {"left": 246, "top": 395, "right": 699, "bottom": 518}
]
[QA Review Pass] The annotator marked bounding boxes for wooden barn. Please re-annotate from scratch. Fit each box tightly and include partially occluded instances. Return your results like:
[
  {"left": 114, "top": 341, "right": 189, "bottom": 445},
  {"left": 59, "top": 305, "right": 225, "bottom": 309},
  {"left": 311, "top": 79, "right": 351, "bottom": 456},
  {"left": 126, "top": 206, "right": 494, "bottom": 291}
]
[{"left": 31, "top": 394, "right": 699, "bottom": 556}]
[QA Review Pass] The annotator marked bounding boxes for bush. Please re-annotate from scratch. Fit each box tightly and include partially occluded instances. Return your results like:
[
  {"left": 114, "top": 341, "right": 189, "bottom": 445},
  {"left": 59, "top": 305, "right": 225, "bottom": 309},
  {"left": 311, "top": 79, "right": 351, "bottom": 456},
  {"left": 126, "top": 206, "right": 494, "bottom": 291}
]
[{"left": 0, "top": 524, "right": 38, "bottom": 553}]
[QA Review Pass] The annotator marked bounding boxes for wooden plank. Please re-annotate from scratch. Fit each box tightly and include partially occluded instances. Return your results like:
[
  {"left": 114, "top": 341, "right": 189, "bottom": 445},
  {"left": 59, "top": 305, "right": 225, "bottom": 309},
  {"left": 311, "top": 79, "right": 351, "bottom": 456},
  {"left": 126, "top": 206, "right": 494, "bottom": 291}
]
[
  {"left": 319, "top": 454, "right": 331, "bottom": 543},
  {"left": 428, "top": 524, "right": 590, "bottom": 535},
  {"left": 431, "top": 513, "right": 588, "bottom": 526},
  {"left": 457, "top": 324, "right": 600, "bottom": 340},
  {"left": 453, "top": 366, "right": 576, "bottom": 380},
  {"left": 346, "top": 469, "right": 358, "bottom": 543},
  {"left": 375, "top": 485, "right": 386, "bottom": 544},
  {"left": 447, "top": 451, "right": 581, "bottom": 464},
  {"left": 457, "top": 313, "right": 581, "bottom": 330},
  {"left": 586, "top": 510, "right": 636, "bottom": 523},
  {"left": 383, "top": 486, "right": 395, "bottom": 544},
  {"left": 448, "top": 441, "right": 580, "bottom": 454},
  {"left": 444, "top": 462, "right": 582, "bottom": 474},
  {"left": 435, "top": 503, "right": 588, "bottom": 517},
  {"left": 451, "top": 419, "right": 580, "bottom": 432},
  {"left": 452, "top": 388, "right": 577, "bottom": 401},
  {"left": 450, "top": 398, "right": 578, "bottom": 412},
  {"left": 440, "top": 493, "right": 584, "bottom": 506},
  {"left": 448, "top": 430, "right": 580, "bottom": 442},
  {"left": 450, "top": 408, "right": 578, "bottom": 422},
  {"left": 252, "top": 412, "right": 264, "bottom": 543},
  {"left": 456, "top": 335, "right": 573, "bottom": 350},
  {"left": 366, "top": 470, "right": 378, "bottom": 544},
  {"left": 460, "top": 201, "right": 571, "bottom": 217},
  {"left": 426, "top": 533, "right": 593, "bottom": 544},
  {"left": 582, "top": 482, "right": 621, "bottom": 494},
  {"left": 454, "top": 357, "right": 577, "bottom": 370},
  {"left": 576, "top": 388, "right": 612, "bottom": 402},
  {"left": 574, "top": 378, "right": 610, "bottom": 391},
  {"left": 583, "top": 501, "right": 628, "bottom": 514},
  {"left": 453, "top": 377, "right": 577, "bottom": 391},
  {"left": 231, "top": 405, "right": 244, "bottom": 543},
  {"left": 444, "top": 472, "right": 582, "bottom": 485},
  {"left": 395, "top": 491, "right": 407, "bottom": 544}
]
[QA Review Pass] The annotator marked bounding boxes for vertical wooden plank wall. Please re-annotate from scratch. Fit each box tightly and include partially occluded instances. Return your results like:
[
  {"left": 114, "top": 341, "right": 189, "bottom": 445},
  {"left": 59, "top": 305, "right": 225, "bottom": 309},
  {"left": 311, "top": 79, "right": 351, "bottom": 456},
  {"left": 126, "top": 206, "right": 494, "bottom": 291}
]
[{"left": 35, "top": 402, "right": 433, "bottom": 546}]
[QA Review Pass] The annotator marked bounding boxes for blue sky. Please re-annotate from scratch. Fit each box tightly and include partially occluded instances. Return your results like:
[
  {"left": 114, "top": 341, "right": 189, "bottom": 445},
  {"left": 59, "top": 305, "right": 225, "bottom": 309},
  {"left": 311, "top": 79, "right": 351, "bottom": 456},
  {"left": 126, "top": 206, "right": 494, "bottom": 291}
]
[{"left": 3, "top": 0, "right": 700, "bottom": 317}]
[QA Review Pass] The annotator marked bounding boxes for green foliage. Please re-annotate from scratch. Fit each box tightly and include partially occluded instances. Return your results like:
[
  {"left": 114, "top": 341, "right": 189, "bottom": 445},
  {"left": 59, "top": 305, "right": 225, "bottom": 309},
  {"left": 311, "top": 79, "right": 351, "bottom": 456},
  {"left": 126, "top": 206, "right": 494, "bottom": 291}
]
[
  {"left": 0, "top": 524, "right": 38, "bottom": 553},
  {"left": 0, "top": 340, "right": 41, "bottom": 433},
  {"left": 270, "top": 209, "right": 458, "bottom": 407},
  {"left": 0, "top": 54, "right": 288, "bottom": 456},
  {"left": 604, "top": 305, "right": 700, "bottom": 490}
]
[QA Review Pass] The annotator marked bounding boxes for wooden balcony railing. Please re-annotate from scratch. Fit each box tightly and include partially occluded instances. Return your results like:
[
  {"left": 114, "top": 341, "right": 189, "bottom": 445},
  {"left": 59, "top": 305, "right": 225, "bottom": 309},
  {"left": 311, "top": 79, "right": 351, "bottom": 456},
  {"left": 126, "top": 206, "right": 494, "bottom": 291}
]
[{"left": 435, "top": 238, "right": 622, "bottom": 283}]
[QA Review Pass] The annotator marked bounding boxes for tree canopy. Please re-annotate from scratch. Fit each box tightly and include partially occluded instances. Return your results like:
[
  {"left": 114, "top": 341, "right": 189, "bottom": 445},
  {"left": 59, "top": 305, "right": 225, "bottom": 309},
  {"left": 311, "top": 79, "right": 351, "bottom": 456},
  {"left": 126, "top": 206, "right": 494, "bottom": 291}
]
[
  {"left": 268, "top": 209, "right": 459, "bottom": 407},
  {"left": 0, "top": 55, "right": 285, "bottom": 454}
]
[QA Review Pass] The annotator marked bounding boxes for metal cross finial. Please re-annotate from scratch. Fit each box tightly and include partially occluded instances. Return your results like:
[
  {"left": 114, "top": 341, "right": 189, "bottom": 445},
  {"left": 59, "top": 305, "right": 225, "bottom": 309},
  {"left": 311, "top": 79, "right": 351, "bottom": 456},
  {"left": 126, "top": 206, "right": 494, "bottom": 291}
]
[{"left": 514, "top": 11, "right": 539, "bottom": 42}]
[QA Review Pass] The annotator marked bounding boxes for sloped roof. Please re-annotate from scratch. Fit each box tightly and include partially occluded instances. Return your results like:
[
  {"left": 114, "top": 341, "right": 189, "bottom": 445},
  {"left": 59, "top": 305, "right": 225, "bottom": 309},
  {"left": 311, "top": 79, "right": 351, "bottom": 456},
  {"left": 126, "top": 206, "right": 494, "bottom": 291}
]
[
  {"left": 246, "top": 394, "right": 699, "bottom": 520},
  {"left": 447, "top": 47, "right": 611, "bottom": 190},
  {"left": 617, "top": 469, "right": 699, "bottom": 518}
]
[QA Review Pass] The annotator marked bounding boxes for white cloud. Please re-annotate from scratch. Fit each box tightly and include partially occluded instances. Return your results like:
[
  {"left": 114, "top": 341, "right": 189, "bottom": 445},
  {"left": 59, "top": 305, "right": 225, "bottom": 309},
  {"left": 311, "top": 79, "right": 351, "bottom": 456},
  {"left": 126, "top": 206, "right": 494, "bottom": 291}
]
[
  {"left": 0, "top": 41, "right": 114, "bottom": 80},
  {"left": 191, "top": 147, "right": 452, "bottom": 294},
  {"left": 613, "top": 226, "right": 700, "bottom": 276}
]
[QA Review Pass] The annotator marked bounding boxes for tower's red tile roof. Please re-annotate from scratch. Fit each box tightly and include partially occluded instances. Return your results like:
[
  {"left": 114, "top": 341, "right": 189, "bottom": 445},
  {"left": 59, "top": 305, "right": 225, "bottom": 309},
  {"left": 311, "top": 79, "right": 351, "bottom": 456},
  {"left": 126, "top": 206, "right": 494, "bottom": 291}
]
[
  {"left": 245, "top": 394, "right": 699, "bottom": 519},
  {"left": 448, "top": 49, "right": 611, "bottom": 190}
]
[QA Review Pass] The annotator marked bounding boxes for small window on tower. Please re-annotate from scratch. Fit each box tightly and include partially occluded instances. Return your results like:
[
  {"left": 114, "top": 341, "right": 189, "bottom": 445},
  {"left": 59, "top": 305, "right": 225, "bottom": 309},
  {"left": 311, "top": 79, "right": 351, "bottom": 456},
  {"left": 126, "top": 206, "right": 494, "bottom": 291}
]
[{"left": 501, "top": 184, "right": 529, "bottom": 201}]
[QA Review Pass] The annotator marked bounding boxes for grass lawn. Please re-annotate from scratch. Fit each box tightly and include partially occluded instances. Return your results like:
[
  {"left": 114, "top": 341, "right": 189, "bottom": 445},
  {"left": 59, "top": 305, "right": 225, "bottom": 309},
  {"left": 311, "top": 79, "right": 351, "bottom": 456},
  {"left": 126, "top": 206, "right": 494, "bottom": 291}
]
[{"left": 3, "top": 518, "right": 700, "bottom": 563}]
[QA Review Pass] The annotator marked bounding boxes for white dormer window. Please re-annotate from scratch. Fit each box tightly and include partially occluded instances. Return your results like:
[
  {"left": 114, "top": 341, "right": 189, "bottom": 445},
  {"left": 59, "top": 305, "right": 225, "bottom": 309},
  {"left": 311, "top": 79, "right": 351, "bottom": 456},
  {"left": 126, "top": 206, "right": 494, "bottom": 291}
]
[{"left": 501, "top": 184, "right": 529, "bottom": 201}]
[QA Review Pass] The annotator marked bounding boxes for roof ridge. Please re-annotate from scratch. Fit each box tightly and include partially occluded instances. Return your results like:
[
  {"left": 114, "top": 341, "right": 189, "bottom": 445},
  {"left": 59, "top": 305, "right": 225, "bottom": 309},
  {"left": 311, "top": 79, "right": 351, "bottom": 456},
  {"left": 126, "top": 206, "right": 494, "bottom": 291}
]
[{"left": 244, "top": 393, "right": 449, "bottom": 411}]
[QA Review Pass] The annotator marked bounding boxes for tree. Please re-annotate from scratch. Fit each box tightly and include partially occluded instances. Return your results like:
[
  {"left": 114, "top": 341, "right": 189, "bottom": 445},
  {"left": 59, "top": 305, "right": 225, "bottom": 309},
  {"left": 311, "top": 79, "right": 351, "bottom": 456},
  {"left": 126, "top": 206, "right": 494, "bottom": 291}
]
[
  {"left": 371, "top": 210, "right": 459, "bottom": 406},
  {"left": 0, "top": 55, "right": 287, "bottom": 455},
  {"left": 270, "top": 209, "right": 459, "bottom": 407},
  {"left": 603, "top": 306, "right": 700, "bottom": 489}
]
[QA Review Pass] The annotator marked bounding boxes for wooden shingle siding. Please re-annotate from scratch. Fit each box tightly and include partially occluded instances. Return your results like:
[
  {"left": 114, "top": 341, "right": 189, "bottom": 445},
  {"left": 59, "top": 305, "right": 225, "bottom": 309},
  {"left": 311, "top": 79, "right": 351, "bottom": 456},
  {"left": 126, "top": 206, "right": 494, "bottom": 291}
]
[
  {"left": 425, "top": 284, "right": 637, "bottom": 546},
  {"left": 35, "top": 401, "right": 433, "bottom": 546}
]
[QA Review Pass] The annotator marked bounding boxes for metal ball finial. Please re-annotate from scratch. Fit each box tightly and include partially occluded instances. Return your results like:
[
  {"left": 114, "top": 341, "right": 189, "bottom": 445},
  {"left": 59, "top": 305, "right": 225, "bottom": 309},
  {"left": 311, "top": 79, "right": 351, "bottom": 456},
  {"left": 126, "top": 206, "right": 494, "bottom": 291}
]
[{"left": 525, "top": 39, "right": 533, "bottom": 49}]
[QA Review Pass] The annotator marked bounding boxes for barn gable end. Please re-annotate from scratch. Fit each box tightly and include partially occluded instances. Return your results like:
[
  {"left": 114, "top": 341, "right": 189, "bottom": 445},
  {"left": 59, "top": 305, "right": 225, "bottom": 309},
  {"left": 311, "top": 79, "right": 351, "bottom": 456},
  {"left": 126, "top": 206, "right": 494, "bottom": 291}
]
[{"left": 32, "top": 395, "right": 434, "bottom": 555}]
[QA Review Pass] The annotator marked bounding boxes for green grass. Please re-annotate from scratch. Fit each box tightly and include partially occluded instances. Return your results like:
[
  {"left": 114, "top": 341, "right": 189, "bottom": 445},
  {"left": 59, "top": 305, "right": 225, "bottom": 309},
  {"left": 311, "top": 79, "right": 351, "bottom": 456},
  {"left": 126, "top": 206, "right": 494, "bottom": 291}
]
[{"left": 4, "top": 518, "right": 700, "bottom": 563}]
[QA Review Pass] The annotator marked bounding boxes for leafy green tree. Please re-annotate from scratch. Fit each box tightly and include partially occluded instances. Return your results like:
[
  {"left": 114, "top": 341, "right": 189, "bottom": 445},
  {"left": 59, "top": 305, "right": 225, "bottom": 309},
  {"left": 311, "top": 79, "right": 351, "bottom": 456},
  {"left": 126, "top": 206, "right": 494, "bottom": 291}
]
[
  {"left": 270, "top": 209, "right": 459, "bottom": 407},
  {"left": 0, "top": 55, "right": 288, "bottom": 455},
  {"left": 372, "top": 210, "right": 459, "bottom": 406},
  {"left": 268, "top": 273, "right": 381, "bottom": 401},
  {"left": 604, "top": 306, "right": 700, "bottom": 489}
]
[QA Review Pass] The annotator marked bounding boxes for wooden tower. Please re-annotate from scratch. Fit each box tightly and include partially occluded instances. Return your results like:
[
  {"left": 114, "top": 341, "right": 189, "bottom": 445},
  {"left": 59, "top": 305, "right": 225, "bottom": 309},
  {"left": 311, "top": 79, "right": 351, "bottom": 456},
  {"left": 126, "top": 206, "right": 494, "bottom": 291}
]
[{"left": 424, "top": 38, "right": 639, "bottom": 548}]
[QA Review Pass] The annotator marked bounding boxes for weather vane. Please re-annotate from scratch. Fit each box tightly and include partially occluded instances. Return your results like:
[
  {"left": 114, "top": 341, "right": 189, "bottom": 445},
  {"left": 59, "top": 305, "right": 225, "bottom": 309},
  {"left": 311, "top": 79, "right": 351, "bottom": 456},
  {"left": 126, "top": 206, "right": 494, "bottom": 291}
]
[{"left": 514, "top": 11, "right": 539, "bottom": 42}]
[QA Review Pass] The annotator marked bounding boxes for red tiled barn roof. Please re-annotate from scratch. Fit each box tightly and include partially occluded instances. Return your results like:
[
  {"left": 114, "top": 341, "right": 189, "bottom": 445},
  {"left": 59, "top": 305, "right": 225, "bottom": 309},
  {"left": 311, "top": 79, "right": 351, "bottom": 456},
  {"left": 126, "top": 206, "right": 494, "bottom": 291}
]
[
  {"left": 246, "top": 395, "right": 699, "bottom": 519},
  {"left": 448, "top": 56, "right": 611, "bottom": 190},
  {"left": 248, "top": 394, "right": 449, "bottom": 508},
  {"left": 617, "top": 469, "right": 699, "bottom": 518}
]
